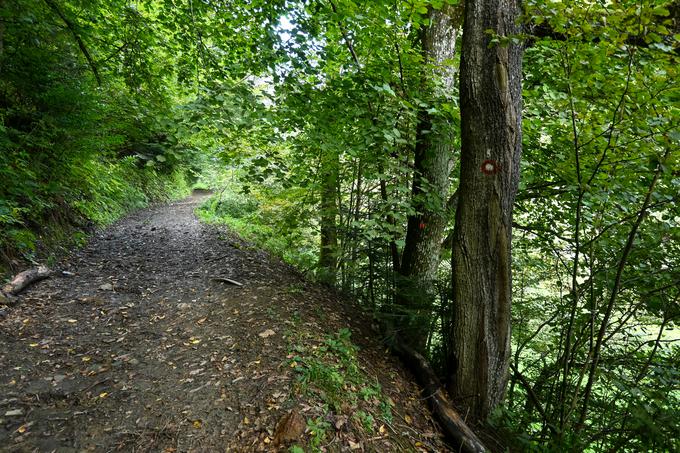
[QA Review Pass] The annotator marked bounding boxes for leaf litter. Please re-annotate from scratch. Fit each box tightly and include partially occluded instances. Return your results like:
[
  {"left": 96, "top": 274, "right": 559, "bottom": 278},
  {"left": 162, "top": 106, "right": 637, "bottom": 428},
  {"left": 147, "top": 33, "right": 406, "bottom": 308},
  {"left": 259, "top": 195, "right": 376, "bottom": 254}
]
[{"left": 0, "top": 192, "right": 449, "bottom": 452}]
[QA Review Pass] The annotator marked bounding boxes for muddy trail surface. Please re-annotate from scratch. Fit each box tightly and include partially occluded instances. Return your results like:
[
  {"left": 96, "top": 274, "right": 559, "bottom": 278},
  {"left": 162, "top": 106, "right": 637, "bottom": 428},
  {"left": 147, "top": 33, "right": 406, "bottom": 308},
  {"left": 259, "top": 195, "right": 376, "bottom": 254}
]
[{"left": 0, "top": 192, "right": 449, "bottom": 452}]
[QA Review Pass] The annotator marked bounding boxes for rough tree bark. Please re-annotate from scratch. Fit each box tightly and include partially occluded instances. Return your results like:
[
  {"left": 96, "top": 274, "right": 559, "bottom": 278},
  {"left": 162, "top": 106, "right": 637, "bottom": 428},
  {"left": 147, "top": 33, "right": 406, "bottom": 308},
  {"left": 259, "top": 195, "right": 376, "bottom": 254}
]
[
  {"left": 397, "top": 5, "right": 459, "bottom": 352},
  {"left": 449, "top": 0, "right": 524, "bottom": 421}
]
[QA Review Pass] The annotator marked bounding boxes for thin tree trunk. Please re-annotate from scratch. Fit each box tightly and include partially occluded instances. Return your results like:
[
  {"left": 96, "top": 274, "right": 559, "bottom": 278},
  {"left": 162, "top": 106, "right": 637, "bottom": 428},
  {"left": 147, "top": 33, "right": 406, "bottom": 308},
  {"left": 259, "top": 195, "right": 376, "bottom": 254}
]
[
  {"left": 449, "top": 0, "right": 523, "bottom": 421},
  {"left": 558, "top": 55, "right": 585, "bottom": 429},
  {"left": 379, "top": 176, "right": 401, "bottom": 274},
  {"left": 576, "top": 148, "right": 671, "bottom": 430},
  {"left": 397, "top": 6, "right": 458, "bottom": 352},
  {"left": 318, "top": 148, "right": 339, "bottom": 285},
  {"left": 0, "top": 0, "right": 5, "bottom": 71}
]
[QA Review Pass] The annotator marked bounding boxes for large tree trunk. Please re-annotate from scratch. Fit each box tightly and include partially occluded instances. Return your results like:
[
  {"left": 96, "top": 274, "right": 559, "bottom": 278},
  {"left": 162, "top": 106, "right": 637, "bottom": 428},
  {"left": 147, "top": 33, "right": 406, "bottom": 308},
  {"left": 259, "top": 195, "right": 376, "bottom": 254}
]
[
  {"left": 448, "top": 0, "right": 523, "bottom": 421},
  {"left": 397, "top": 6, "right": 459, "bottom": 352},
  {"left": 318, "top": 148, "right": 339, "bottom": 285}
]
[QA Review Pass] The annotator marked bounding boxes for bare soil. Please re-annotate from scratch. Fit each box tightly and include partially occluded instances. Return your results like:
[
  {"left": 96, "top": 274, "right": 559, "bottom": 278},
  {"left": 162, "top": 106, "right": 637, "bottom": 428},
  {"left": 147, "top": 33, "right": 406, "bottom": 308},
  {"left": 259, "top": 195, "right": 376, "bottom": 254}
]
[{"left": 0, "top": 192, "right": 449, "bottom": 452}]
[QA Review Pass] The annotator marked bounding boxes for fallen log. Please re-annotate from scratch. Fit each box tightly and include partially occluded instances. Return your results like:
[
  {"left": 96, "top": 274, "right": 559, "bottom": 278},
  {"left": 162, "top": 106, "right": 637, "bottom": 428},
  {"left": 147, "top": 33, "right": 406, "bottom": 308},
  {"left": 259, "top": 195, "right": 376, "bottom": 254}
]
[
  {"left": 390, "top": 337, "right": 487, "bottom": 453},
  {"left": 2, "top": 265, "right": 52, "bottom": 297}
]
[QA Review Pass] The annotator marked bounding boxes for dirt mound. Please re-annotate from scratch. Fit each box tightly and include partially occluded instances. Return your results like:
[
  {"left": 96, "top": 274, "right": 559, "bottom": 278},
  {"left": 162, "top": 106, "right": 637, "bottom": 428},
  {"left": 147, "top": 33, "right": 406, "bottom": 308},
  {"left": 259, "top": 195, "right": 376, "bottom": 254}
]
[{"left": 0, "top": 194, "right": 449, "bottom": 452}]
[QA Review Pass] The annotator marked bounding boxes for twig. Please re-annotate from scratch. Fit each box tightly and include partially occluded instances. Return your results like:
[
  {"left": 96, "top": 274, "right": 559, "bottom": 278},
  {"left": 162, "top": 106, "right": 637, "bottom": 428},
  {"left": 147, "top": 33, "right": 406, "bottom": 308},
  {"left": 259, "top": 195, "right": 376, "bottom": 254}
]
[
  {"left": 82, "top": 377, "right": 111, "bottom": 393},
  {"left": 210, "top": 277, "right": 243, "bottom": 286}
]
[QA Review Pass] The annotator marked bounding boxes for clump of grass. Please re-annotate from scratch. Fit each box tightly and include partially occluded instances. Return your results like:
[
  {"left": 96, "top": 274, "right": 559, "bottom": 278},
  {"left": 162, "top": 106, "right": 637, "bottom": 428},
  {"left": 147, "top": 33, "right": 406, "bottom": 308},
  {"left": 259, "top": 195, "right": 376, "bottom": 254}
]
[
  {"left": 195, "top": 190, "right": 318, "bottom": 272},
  {"left": 286, "top": 328, "right": 394, "bottom": 451}
]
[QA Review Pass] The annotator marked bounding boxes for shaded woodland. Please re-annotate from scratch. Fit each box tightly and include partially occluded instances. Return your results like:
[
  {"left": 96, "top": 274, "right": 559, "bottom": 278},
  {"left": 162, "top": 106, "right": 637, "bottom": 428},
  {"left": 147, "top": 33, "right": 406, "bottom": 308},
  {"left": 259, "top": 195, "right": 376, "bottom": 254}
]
[{"left": 1, "top": 0, "right": 678, "bottom": 451}]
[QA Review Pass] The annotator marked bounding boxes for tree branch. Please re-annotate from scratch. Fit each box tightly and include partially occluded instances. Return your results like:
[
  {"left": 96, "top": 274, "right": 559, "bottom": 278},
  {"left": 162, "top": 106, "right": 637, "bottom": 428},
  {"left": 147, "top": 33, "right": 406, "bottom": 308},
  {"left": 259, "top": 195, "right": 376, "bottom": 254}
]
[
  {"left": 43, "top": 0, "right": 102, "bottom": 86},
  {"left": 576, "top": 147, "right": 672, "bottom": 430},
  {"left": 509, "top": 362, "right": 557, "bottom": 435}
]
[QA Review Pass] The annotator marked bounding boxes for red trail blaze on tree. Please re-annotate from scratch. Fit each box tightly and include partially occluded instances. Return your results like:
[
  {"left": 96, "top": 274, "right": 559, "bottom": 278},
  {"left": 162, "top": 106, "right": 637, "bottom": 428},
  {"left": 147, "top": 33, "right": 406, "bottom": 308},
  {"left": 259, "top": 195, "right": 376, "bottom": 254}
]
[{"left": 449, "top": 0, "right": 524, "bottom": 421}]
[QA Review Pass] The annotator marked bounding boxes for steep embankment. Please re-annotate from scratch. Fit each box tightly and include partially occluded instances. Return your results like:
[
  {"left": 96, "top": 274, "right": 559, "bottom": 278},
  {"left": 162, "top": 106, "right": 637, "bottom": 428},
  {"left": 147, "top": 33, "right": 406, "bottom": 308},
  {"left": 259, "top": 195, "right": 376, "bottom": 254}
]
[{"left": 0, "top": 192, "right": 449, "bottom": 452}]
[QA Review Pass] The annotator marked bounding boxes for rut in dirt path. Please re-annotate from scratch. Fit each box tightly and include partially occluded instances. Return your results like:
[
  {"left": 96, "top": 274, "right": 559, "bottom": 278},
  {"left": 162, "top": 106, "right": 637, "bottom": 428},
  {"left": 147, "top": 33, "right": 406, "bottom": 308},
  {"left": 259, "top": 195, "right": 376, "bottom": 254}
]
[{"left": 0, "top": 193, "right": 449, "bottom": 452}]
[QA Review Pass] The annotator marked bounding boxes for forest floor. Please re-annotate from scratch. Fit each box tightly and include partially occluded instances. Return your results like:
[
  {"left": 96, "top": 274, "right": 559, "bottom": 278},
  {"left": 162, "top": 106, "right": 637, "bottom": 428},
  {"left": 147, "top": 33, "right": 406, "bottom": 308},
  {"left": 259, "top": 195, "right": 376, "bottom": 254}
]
[{"left": 0, "top": 191, "right": 450, "bottom": 452}]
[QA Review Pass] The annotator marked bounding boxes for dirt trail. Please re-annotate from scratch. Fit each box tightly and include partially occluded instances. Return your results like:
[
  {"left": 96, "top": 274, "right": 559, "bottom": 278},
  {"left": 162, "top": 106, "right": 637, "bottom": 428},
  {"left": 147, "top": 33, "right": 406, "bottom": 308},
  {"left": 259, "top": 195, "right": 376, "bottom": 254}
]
[{"left": 0, "top": 193, "right": 448, "bottom": 452}]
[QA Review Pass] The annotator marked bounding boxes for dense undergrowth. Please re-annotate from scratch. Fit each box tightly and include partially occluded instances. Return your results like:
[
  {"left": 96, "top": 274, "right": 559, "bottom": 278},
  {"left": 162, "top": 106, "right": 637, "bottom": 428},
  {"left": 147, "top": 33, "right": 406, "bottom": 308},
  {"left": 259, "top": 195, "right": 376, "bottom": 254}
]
[
  {"left": 0, "top": 77, "right": 195, "bottom": 275},
  {"left": 0, "top": 0, "right": 200, "bottom": 276},
  {"left": 0, "top": 150, "right": 191, "bottom": 276},
  {"left": 196, "top": 178, "right": 318, "bottom": 274}
]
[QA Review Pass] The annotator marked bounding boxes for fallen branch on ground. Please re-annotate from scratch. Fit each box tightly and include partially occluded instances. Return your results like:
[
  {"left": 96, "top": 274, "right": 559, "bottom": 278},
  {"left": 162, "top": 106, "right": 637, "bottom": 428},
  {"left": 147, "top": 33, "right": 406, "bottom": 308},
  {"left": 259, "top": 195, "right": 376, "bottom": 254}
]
[
  {"left": 388, "top": 330, "right": 487, "bottom": 453},
  {"left": 1, "top": 265, "right": 52, "bottom": 304}
]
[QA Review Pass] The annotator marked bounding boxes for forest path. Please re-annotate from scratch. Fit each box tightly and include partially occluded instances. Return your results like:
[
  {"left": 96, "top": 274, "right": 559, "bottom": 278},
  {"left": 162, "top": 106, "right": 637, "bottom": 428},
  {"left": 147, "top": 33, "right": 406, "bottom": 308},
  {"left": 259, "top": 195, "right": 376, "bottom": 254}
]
[{"left": 0, "top": 192, "right": 447, "bottom": 452}]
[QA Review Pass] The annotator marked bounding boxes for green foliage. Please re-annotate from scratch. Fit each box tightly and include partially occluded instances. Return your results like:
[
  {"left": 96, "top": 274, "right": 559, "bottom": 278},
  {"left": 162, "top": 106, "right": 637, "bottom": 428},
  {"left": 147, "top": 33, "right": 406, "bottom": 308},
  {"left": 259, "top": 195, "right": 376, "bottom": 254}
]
[
  {"left": 206, "top": 191, "right": 260, "bottom": 220},
  {"left": 2, "top": 0, "right": 676, "bottom": 450},
  {"left": 353, "top": 410, "right": 376, "bottom": 433},
  {"left": 289, "top": 328, "right": 359, "bottom": 411},
  {"left": 5, "top": 229, "right": 38, "bottom": 260},
  {"left": 305, "top": 417, "right": 331, "bottom": 450},
  {"left": 196, "top": 178, "right": 319, "bottom": 272},
  {"left": 288, "top": 328, "right": 393, "bottom": 429},
  {"left": 0, "top": 0, "right": 202, "bottom": 273},
  {"left": 503, "top": 0, "right": 680, "bottom": 450}
]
